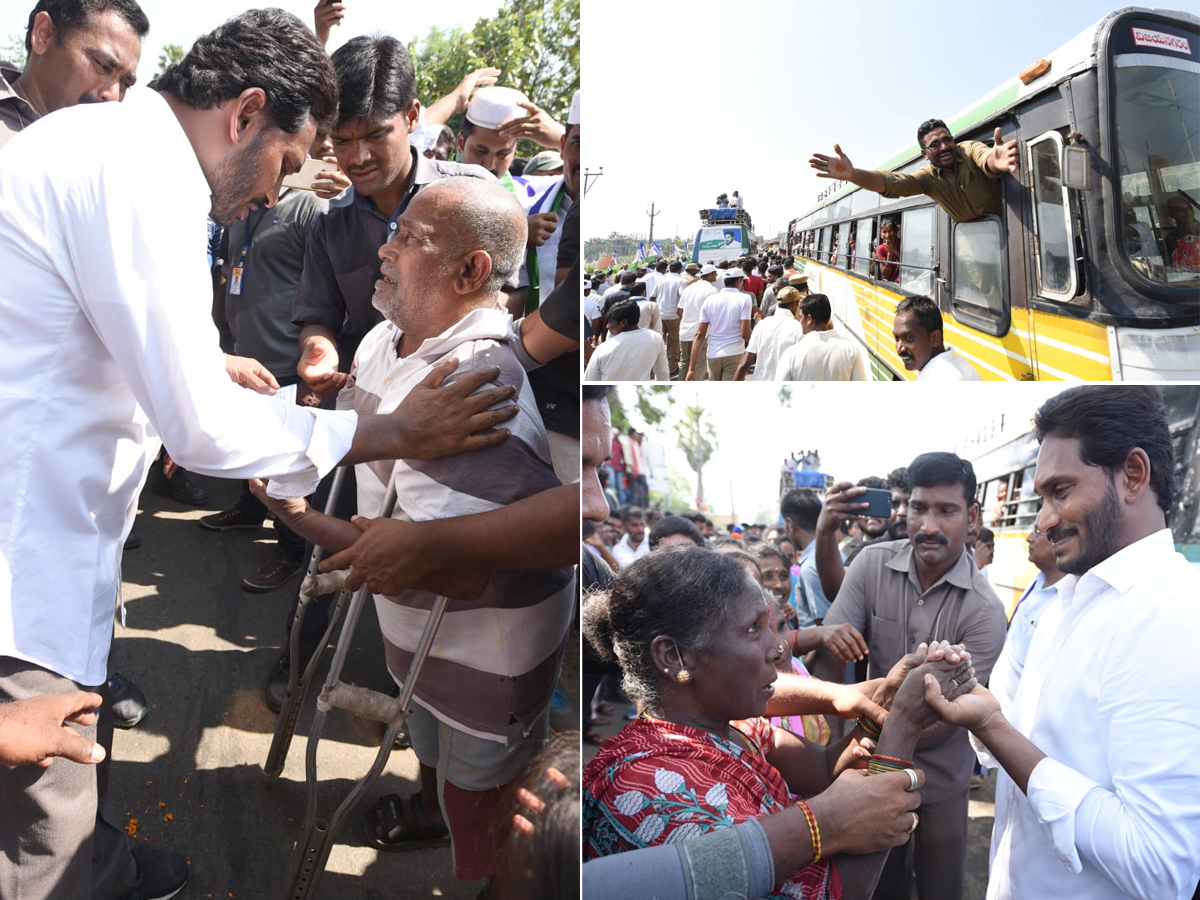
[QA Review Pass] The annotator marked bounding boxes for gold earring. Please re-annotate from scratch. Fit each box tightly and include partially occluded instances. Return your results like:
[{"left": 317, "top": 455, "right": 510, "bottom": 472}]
[{"left": 676, "top": 669, "right": 691, "bottom": 684}]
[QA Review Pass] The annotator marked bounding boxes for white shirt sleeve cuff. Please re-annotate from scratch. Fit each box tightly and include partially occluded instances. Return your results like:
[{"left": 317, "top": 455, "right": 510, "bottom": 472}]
[
  {"left": 1027, "top": 756, "right": 1103, "bottom": 875},
  {"left": 266, "top": 409, "right": 358, "bottom": 500},
  {"left": 969, "top": 731, "right": 999, "bottom": 770}
]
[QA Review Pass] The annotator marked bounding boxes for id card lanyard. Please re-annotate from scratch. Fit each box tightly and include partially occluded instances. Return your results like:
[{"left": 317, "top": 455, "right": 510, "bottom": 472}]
[{"left": 228, "top": 209, "right": 270, "bottom": 296}]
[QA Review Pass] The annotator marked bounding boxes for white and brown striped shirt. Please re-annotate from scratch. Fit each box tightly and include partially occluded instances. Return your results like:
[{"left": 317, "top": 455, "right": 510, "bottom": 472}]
[{"left": 341, "top": 307, "right": 574, "bottom": 743}]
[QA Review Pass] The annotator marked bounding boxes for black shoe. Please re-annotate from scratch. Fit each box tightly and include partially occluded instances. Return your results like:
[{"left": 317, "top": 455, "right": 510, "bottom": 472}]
[
  {"left": 242, "top": 555, "right": 303, "bottom": 593},
  {"left": 109, "top": 671, "right": 149, "bottom": 729},
  {"left": 123, "top": 528, "right": 142, "bottom": 552},
  {"left": 122, "top": 843, "right": 188, "bottom": 900},
  {"left": 148, "top": 467, "right": 208, "bottom": 506},
  {"left": 199, "top": 506, "right": 265, "bottom": 531}
]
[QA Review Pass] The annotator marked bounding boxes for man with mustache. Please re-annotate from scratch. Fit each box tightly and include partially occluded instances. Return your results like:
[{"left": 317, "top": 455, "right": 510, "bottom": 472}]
[
  {"left": 0, "top": 0, "right": 147, "bottom": 149},
  {"left": 810, "top": 451, "right": 1006, "bottom": 900},
  {"left": 809, "top": 118, "right": 1018, "bottom": 224},
  {"left": 926, "top": 386, "right": 1200, "bottom": 900},
  {"left": 893, "top": 295, "right": 982, "bottom": 381}
]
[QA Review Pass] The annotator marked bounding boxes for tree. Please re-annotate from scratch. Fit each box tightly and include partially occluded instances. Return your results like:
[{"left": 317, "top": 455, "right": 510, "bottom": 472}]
[
  {"left": 1, "top": 33, "right": 27, "bottom": 70},
  {"left": 675, "top": 402, "right": 717, "bottom": 512},
  {"left": 409, "top": 0, "right": 579, "bottom": 158},
  {"left": 156, "top": 43, "right": 183, "bottom": 75}
]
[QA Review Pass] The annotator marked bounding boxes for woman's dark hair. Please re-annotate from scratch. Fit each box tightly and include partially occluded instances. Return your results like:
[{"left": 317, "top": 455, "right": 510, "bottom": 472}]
[
  {"left": 581, "top": 547, "right": 752, "bottom": 715},
  {"left": 330, "top": 35, "right": 416, "bottom": 130},
  {"left": 491, "top": 732, "right": 579, "bottom": 900},
  {"left": 25, "top": 0, "right": 148, "bottom": 53},
  {"left": 1034, "top": 386, "right": 1175, "bottom": 513},
  {"left": 908, "top": 452, "right": 977, "bottom": 505},
  {"left": 745, "top": 540, "right": 787, "bottom": 571},
  {"left": 154, "top": 9, "right": 337, "bottom": 134},
  {"left": 648, "top": 516, "right": 705, "bottom": 550}
]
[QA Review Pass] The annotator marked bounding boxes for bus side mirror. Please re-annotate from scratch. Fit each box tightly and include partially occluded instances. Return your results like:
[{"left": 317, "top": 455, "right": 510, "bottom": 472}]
[{"left": 1062, "top": 145, "right": 1092, "bottom": 191}]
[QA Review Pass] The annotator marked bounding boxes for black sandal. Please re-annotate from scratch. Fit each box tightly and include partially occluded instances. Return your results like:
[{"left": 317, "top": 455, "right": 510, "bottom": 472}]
[{"left": 363, "top": 793, "right": 450, "bottom": 851}]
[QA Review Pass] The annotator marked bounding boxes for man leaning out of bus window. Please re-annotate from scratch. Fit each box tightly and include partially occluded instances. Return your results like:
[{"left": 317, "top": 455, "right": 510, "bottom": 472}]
[
  {"left": 809, "top": 119, "right": 1019, "bottom": 224},
  {"left": 892, "top": 296, "right": 982, "bottom": 381}
]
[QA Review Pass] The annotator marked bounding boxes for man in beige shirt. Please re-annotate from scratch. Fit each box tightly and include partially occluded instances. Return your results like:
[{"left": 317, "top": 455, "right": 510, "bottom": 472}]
[
  {"left": 809, "top": 118, "right": 1019, "bottom": 223},
  {"left": 0, "top": 0, "right": 146, "bottom": 150},
  {"left": 776, "top": 292, "right": 867, "bottom": 381},
  {"left": 810, "top": 451, "right": 1007, "bottom": 900}
]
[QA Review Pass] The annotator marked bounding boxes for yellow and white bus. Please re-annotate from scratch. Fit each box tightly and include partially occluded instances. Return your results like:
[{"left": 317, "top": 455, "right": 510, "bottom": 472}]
[
  {"left": 788, "top": 7, "right": 1199, "bottom": 381},
  {"left": 970, "top": 385, "right": 1200, "bottom": 615}
]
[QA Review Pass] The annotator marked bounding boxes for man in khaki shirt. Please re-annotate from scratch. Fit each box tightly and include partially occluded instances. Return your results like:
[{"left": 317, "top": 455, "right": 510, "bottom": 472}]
[
  {"left": 809, "top": 117, "right": 1019, "bottom": 224},
  {"left": 0, "top": 1, "right": 146, "bottom": 150},
  {"left": 810, "top": 451, "right": 1007, "bottom": 900}
]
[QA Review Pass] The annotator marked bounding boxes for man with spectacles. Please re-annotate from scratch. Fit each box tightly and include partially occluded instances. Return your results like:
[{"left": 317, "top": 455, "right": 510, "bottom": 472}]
[{"left": 809, "top": 118, "right": 1019, "bottom": 224}]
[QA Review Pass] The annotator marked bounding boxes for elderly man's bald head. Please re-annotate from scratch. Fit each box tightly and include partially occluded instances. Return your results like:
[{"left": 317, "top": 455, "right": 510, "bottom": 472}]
[{"left": 416, "top": 176, "right": 527, "bottom": 292}]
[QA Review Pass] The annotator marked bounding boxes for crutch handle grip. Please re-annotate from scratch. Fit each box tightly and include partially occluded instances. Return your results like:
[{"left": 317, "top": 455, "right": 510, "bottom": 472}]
[
  {"left": 300, "top": 570, "right": 348, "bottom": 602},
  {"left": 318, "top": 682, "right": 400, "bottom": 724}
]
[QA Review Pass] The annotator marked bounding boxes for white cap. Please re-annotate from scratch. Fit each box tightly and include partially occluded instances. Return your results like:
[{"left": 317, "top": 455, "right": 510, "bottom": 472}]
[
  {"left": 725, "top": 267, "right": 745, "bottom": 279},
  {"left": 465, "top": 86, "right": 530, "bottom": 130},
  {"left": 700, "top": 264, "right": 717, "bottom": 275},
  {"left": 568, "top": 89, "right": 580, "bottom": 125}
]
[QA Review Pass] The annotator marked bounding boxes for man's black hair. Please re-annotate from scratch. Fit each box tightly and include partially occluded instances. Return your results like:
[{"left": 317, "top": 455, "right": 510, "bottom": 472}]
[
  {"left": 857, "top": 475, "right": 886, "bottom": 490},
  {"left": 620, "top": 506, "right": 646, "bottom": 523},
  {"left": 606, "top": 297, "right": 640, "bottom": 331},
  {"left": 329, "top": 35, "right": 416, "bottom": 131},
  {"left": 917, "top": 118, "right": 950, "bottom": 149},
  {"left": 655, "top": 260, "right": 668, "bottom": 272},
  {"left": 648, "top": 516, "right": 706, "bottom": 550},
  {"left": 669, "top": 261, "right": 682, "bottom": 273},
  {"left": 154, "top": 9, "right": 336, "bottom": 134},
  {"left": 977, "top": 527, "right": 994, "bottom": 543},
  {"left": 1033, "top": 386, "right": 1175, "bottom": 514},
  {"left": 886, "top": 467, "right": 910, "bottom": 494},
  {"left": 799, "top": 292, "right": 831, "bottom": 325},
  {"left": 619, "top": 270, "right": 637, "bottom": 285},
  {"left": 895, "top": 296, "right": 943, "bottom": 337},
  {"left": 767, "top": 264, "right": 784, "bottom": 278},
  {"left": 779, "top": 488, "right": 821, "bottom": 532},
  {"left": 907, "top": 452, "right": 977, "bottom": 505},
  {"left": 582, "top": 385, "right": 611, "bottom": 402},
  {"left": 459, "top": 116, "right": 477, "bottom": 138},
  {"left": 628, "top": 282, "right": 646, "bottom": 297},
  {"left": 679, "top": 510, "right": 706, "bottom": 525},
  {"left": 25, "top": 0, "right": 148, "bottom": 53}
]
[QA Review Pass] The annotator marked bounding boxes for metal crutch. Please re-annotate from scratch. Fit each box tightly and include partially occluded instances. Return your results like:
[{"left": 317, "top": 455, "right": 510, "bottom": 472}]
[
  {"left": 263, "top": 466, "right": 354, "bottom": 784},
  {"left": 280, "top": 483, "right": 452, "bottom": 900}
]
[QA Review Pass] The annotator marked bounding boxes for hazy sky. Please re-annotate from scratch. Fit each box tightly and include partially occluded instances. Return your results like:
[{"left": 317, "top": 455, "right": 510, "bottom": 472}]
[
  {"left": 618, "top": 383, "right": 1072, "bottom": 522},
  {"left": 584, "top": 0, "right": 1122, "bottom": 244},
  {"left": 1, "top": 1, "right": 507, "bottom": 89}
]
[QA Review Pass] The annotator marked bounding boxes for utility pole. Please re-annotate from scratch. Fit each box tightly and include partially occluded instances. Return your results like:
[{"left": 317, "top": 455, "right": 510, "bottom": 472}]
[
  {"left": 646, "top": 202, "right": 658, "bottom": 250},
  {"left": 583, "top": 167, "right": 603, "bottom": 196}
]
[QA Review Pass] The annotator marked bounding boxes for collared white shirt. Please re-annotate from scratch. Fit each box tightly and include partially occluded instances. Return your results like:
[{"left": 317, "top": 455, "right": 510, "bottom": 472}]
[
  {"left": 916, "top": 346, "right": 982, "bottom": 381},
  {"left": 988, "top": 571, "right": 1064, "bottom": 718},
  {"left": 636, "top": 298, "right": 661, "bottom": 334},
  {"left": 677, "top": 279, "right": 718, "bottom": 342},
  {"left": 974, "top": 529, "right": 1200, "bottom": 900},
  {"left": 584, "top": 329, "right": 669, "bottom": 382},
  {"left": 0, "top": 92, "right": 357, "bottom": 685},
  {"left": 777, "top": 329, "right": 867, "bottom": 381},
  {"left": 700, "top": 287, "right": 753, "bottom": 358},
  {"left": 653, "top": 272, "right": 685, "bottom": 319},
  {"left": 611, "top": 532, "right": 650, "bottom": 569},
  {"left": 746, "top": 307, "right": 805, "bottom": 381}
]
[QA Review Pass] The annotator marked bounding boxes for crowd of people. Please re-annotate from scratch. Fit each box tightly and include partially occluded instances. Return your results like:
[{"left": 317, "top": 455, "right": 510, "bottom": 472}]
[
  {"left": 584, "top": 246, "right": 980, "bottom": 382},
  {"left": 0, "top": 0, "right": 580, "bottom": 897},
  {"left": 581, "top": 384, "right": 1200, "bottom": 900}
]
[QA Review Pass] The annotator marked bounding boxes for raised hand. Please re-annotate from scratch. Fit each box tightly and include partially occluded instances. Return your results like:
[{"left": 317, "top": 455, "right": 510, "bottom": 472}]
[
  {"left": 989, "top": 126, "right": 1019, "bottom": 175},
  {"left": 809, "top": 144, "right": 854, "bottom": 181},
  {"left": 923, "top": 676, "right": 1001, "bottom": 730},
  {"left": 313, "top": 0, "right": 345, "bottom": 48}
]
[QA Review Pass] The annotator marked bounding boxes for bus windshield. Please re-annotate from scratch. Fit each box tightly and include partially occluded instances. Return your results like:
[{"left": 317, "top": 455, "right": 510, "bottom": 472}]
[{"left": 1113, "top": 55, "right": 1200, "bottom": 294}]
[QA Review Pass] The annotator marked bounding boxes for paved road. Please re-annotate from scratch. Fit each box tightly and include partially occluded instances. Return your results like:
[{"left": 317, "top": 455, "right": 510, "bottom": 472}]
[{"left": 113, "top": 475, "right": 480, "bottom": 900}]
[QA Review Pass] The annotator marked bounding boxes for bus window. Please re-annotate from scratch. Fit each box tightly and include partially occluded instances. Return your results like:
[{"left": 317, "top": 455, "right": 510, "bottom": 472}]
[
  {"left": 820, "top": 226, "right": 833, "bottom": 264},
  {"left": 1028, "top": 131, "right": 1076, "bottom": 299},
  {"left": 835, "top": 221, "right": 852, "bottom": 269},
  {"left": 1113, "top": 54, "right": 1200, "bottom": 291},
  {"left": 951, "top": 216, "right": 1007, "bottom": 327},
  {"left": 854, "top": 218, "right": 874, "bottom": 277},
  {"left": 1014, "top": 464, "right": 1039, "bottom": 528},
  {"left": 900, "top": 206, "right": 935, "bottom": 296}
]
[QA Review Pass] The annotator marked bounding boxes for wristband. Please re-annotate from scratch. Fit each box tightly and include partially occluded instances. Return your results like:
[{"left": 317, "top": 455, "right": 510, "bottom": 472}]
[{"left": 796, "top": 800, "right": 821, "bottom": 864}]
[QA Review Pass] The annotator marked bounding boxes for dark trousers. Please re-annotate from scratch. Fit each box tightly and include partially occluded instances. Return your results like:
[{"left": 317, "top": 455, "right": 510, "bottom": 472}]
[
  {"left": 0, "top": 656, "right": 138, "bottom": 900},
  {"left": 873, "top": 788, "right": 969, "bottom": 900}
]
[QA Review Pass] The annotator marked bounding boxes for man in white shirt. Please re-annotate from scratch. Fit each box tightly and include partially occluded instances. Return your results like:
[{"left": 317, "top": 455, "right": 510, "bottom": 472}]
[
  {"left": 686, "top": 268, "right": 752, "bottom": 382},
  {"left": 628, "top": 281, "right": 661, "bottom": 334},
  {"left": 925, "top": 385, "right": 1200, "bottom": 900},
  {"left": 777, "top": 292, "right": 868, "bottom": 381},
  {"left": 585, "top": 298, "right": 669, "bottom": 381},
  {"left": 0, "top": 14, "right": 515, "bottom": 900},
  {"left": 644, "top": 259, "right": 667, "bottom": 304},
  {"left": 611, "top": 506, "right": 650, "bottom": 569},
  {"left": 892, "top": 296, "right": 982, "bottom": 381},
  {"left": 677, "top": 264, "right": 719, "bottom": 379},
  {"left": 733, "top": 286, "right": 805, "bottom": 381},
  {"left": 652, "top": 261, "right": 686, "bottom": 378}
]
